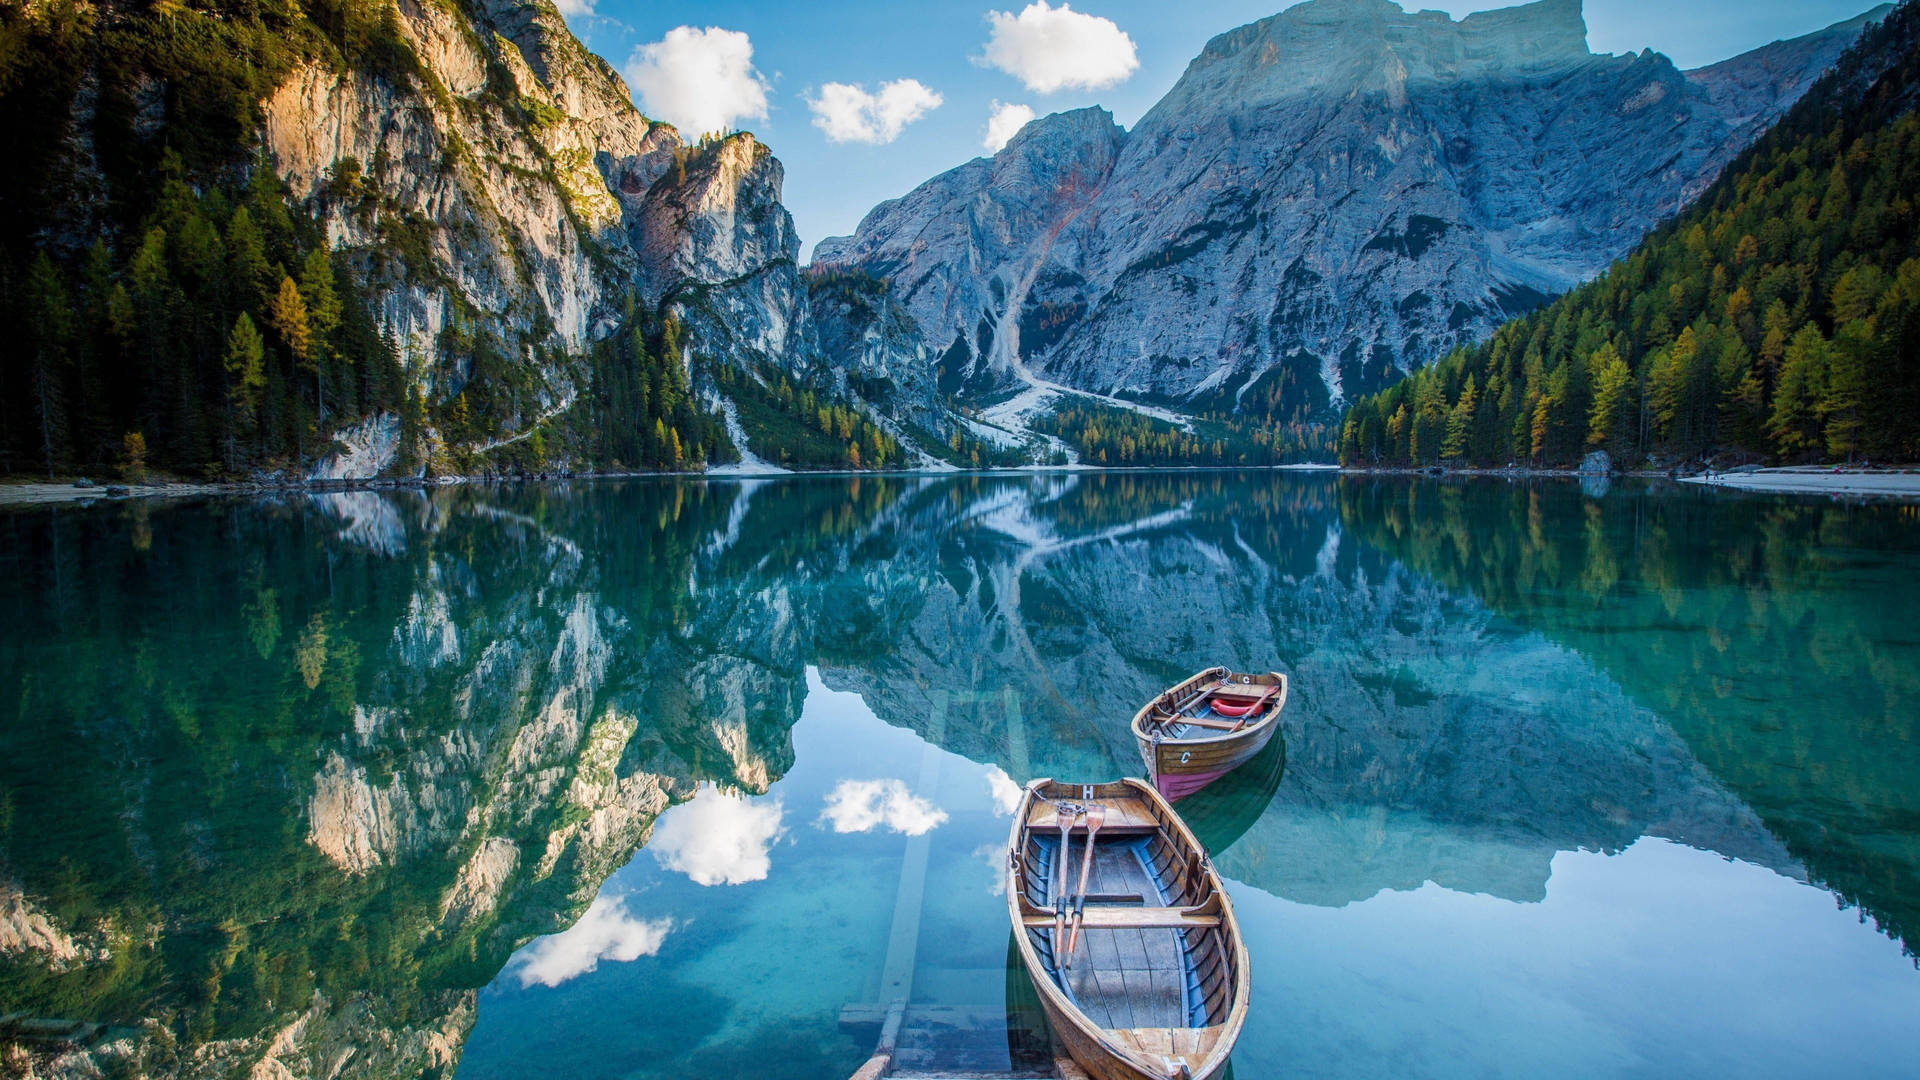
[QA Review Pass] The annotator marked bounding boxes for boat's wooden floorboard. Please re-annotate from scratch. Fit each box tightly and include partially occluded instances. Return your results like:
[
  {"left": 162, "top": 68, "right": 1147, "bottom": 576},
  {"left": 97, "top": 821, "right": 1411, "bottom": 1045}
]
[{"left": 1046, "top": 840, "right": 1187, "bottom": 1031}]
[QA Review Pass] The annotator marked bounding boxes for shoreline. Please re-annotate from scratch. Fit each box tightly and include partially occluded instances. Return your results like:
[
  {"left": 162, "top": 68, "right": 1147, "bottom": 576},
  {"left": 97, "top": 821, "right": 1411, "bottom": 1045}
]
[
  {"left": 5, "top": 461, "right": 1916, "bottom": 508},
  {"left": 1675, "top": 467, "right": 1920, "bottom": 497},
  {"left": 0, "top": 461, "right": 1351, "bottom": 509}
]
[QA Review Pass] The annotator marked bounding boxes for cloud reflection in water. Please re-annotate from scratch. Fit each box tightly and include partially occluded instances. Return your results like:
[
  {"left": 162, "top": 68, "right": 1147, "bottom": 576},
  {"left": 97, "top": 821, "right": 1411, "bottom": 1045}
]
[
  {"left": 984, "top": 766, "right": 1024, "bottom": 816},
  {"left": 649, "top": 786, "right": 786, "bottom": 886},
  {"left": 512, "top": 896, "right": 672, "bottom": 987},
  {"left": 819, "top": 778, "right": 948, "bottom": 836}
]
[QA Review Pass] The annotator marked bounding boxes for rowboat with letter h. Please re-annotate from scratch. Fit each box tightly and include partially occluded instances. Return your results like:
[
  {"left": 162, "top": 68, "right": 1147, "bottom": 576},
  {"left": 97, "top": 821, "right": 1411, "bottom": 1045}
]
[{"left": 1004, "top": 778, "right": 1249, "bottom": 1080}]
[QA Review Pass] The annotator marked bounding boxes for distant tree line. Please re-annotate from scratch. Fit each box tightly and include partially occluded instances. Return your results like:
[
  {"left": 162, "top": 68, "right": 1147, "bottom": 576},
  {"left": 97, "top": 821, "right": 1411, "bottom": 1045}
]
[
  {"left": 1035, "top": 399, "right": 1336, "bottom": 467},
  {"left": 1340, "top": 4, "right": 1920, "bottom": 468}
]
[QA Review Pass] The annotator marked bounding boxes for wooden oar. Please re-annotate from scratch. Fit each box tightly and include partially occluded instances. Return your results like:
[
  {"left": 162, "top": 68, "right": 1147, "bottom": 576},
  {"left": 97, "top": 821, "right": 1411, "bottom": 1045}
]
[
  {"left": 1064, "top": 803, "right": 1106, "bottom": 963},
  {"left": 1054, "top": 803, "right": 1075, "bottom": 951}
]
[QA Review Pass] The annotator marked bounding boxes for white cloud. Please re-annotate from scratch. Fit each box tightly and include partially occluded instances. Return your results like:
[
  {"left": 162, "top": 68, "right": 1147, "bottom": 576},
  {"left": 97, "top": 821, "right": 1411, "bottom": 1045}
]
[
  {"left": 624, "top": 26, "right": 770, "bottom": 137},
  {"left": 984, "top": 765, "right": 1024, "bottom": 814},
  {"left": 511, "top": 897, "right": 672, "bottom": 988},
  {"left": 650, "top": 787, "right": 785, "bottom": 886},
  {"left": 981, "top": 2, "right": 1138, "bottom": 94},
  {"left": 820, "top": 779, "right": 949, "bottom": 836},
  {"left": 982, "top": 101, "right": 1036, "bottom": 152},
  {"left": 552, "top": 0, "right": 594, "bottom": 17},
  {"left": 808, "top": 79, "right": 943, "bottom": 144}
]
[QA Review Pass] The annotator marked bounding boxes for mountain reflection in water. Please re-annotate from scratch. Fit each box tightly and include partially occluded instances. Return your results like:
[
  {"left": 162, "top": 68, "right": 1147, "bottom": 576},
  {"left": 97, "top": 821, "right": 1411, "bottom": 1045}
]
[{"left": 0, "top": 472, "right": 1914, "bottom": 1079}]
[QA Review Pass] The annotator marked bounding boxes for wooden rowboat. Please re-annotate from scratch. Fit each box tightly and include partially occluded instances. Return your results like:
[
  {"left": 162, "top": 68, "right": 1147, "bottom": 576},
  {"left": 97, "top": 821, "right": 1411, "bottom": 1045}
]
[
  {"left": 1005, "top": 778, "right": 1249, "bottom": 1080},
  {"left": 1131, "top": 667, "right": 1288, "bottom": 801}
]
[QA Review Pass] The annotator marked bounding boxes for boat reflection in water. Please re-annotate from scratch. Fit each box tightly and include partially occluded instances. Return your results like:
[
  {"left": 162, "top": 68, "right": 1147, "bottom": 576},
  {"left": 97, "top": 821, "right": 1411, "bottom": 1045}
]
[{"left": 1173, "top": 732, "right": 1288, "bottom": 858}]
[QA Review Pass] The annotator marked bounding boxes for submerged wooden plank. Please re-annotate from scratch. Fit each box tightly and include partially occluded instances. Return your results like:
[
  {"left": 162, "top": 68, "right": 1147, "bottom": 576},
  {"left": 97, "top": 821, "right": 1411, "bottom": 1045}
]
[
  {"left": 876, "top": 694, "right": 945, "bottom": 1007},
  {"left": 1003, "top": 685, "right": 1030, "bottom": 777}
]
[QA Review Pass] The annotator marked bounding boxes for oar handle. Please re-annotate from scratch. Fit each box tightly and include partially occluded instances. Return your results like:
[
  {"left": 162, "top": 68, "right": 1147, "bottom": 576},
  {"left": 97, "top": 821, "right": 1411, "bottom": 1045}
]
[{"left": 1054, "top": 808, "right": 1075, "bottom": 945}]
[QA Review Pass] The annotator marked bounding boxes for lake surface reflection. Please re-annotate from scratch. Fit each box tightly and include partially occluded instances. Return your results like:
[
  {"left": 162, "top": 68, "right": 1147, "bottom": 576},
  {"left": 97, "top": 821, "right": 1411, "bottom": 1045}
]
[{"left": 1, "top": 473, "right": 1915, "bottom": 1079}]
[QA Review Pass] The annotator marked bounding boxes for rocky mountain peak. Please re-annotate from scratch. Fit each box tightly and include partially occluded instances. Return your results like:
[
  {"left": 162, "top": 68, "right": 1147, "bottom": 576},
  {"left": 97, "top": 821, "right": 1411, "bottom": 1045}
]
[
  {"left": 823, "top": 0, "right": 1884, "bottom": 434},
  {"left": 1454, "top": 0, "right": 1591, "bottom": 66},
  {"left": 1167, "top": 0, "right": 1592, "bottom": 119}
]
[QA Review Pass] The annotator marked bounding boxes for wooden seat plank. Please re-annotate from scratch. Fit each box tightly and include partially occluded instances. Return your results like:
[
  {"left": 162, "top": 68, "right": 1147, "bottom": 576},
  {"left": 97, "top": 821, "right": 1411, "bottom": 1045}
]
[{"left": 1167, "top": 715, "right": 1248, "bottom": 731}]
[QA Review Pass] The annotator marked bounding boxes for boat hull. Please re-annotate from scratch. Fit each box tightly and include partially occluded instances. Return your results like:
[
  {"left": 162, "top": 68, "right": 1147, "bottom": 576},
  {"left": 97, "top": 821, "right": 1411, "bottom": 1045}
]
[
  {"left": 1152, "top": 765, "right": 1231, "bottom": 802},
  {"left": 1031, "top": 990, "right": 1233, "bottom": 1080}
]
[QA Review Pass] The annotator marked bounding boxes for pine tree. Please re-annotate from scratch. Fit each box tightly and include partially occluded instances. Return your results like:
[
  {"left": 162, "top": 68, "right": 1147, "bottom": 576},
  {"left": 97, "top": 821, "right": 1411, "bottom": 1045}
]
[
  {"left": 1441, "top": 374, "right": 1476, "bottom": 459},
  {"left": 24, "top": 253, "right": 71, "bottom": 479},
  {"left": 225, "top": 313, "right": 267, "bottom": 462},
  {"left": 226, "top": 205, "right": 272, "bottom": 307},
  {"left": 271, "top": 275, "right": 312, "bottom": 367},
  {"left": 1831, "top": 265, "right": 1889, "bottom": 323},
  {"left": 121, "top": 432, "right": 148, "bottom": 483},
  {"left": 448, "top": 392, "right": 471, "bottom": 441},
  {"left": 1716, "top": 335, "right": 1765, "bottom": 451},
  {"left": 1587, "top": 344, "right": 1632, "bottom": 453},
  {"left": 1768, "top": 324, "right": 1830, "bottom": 454},
  {"left": 1823, "top": 319, "right": 1874, "bottom": 460},
  {"left": 1648, "top": 326, "right": 1699, "bottom": 444},
  {"left": 299, "top": 248, "right": 341, "bottom": 416}
]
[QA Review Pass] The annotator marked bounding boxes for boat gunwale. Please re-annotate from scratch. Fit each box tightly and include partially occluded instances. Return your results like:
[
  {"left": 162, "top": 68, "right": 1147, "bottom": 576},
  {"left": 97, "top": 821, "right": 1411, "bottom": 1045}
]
[
  {"left": 1003, "top": 776, "right": 1251, "bottom": 1080},
  {"left": 1129, "top": 667, "right": 1289, "bottom": 748}
]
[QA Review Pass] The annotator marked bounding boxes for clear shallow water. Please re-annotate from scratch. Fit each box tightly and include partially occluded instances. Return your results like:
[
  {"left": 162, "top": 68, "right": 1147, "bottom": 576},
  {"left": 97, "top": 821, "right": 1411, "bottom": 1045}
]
[{"left": 0, "top": 473, "right": 1916, "bottom": 1079}]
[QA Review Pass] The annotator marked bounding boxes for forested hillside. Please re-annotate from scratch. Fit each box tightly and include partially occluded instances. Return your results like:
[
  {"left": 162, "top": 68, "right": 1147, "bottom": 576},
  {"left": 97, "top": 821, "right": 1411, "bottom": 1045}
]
[
  {"left": 0, "top": 0, "right": 750, "bottom": 478},
  {"left": 2, "top": 0, "right": 412, "bottom": 476},
  {"left": 1339, "top": 1, "right": 1920, "bottom": 468}
]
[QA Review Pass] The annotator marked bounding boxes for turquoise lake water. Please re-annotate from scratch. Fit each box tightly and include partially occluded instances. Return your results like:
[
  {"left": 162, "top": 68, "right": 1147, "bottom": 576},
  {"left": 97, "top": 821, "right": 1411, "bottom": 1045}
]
[{"left": 1, "top": 472, "right": 1916, "bottom": 1078}]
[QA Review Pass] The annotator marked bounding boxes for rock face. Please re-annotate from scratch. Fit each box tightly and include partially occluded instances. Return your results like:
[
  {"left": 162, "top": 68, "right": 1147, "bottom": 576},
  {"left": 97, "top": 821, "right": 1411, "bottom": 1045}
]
[
  {"left": 261, "top": 0, "right": 631, "bottom": 411},
  {"left": 805, "top": 271, "right": 953, "bottom": 442},
  {"left": 815, "top": 107, "right": 1126, "bottom": 398},
  {"left": 816, "top": 0, "right": 1888, "bottom": 418}
]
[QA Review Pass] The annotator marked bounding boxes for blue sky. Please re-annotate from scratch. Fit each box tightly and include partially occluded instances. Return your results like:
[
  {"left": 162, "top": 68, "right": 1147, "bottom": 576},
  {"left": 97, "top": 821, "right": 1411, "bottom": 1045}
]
[{"left": 556, "top": 0, "right": 1884, "bottom": 258}]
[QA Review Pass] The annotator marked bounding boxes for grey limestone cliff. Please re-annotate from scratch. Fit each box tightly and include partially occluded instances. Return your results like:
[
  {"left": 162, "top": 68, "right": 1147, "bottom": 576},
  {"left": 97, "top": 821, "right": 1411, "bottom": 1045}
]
[{"left": 251, "top": 0, "right": 932, "bottom": 475}]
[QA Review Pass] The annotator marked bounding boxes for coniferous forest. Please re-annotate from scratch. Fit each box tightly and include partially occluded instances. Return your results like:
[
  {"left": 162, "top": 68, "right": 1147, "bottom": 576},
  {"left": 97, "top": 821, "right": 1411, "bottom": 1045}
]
[
  {"left": 0, "top": 0, "right": 425, "bottom": 477},
  {"left": 1340, "top": 3, "right": 1920, "bottom": 469},
  {"left": 1034, "top": 400, "right": 1337, "bottom": 467}
]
